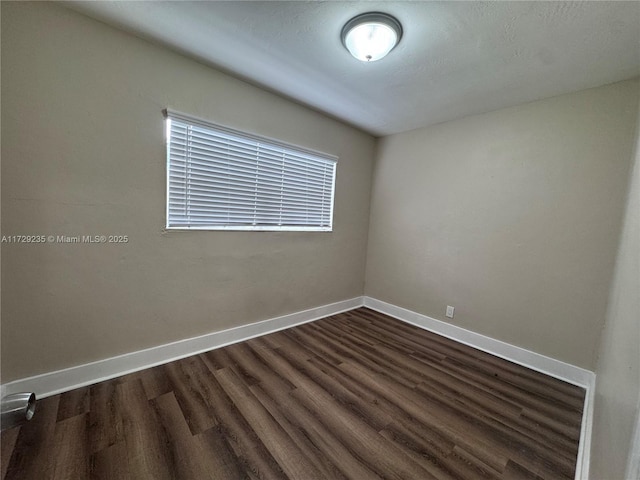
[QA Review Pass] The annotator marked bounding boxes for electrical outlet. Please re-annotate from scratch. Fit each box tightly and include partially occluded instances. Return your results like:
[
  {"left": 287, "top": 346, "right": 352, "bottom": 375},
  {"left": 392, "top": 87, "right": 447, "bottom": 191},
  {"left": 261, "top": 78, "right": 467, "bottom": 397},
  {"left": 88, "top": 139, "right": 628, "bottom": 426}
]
[{"left": 446, "top": 305, "right": 455, "bottom": 318}]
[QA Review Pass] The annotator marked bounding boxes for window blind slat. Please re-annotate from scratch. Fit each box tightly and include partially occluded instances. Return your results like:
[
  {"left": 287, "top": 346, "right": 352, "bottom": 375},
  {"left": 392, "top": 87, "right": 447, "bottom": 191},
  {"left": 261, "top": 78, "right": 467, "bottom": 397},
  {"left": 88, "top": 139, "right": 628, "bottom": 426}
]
[
  {"left": 183, "top": 151, "right": 330, "bottom": 180},
  {"left": 173, "top": 176, "right": 328, "bottom": 199},
  {"left": 172, "top": 192, "right": 330, "bottom": 208}
]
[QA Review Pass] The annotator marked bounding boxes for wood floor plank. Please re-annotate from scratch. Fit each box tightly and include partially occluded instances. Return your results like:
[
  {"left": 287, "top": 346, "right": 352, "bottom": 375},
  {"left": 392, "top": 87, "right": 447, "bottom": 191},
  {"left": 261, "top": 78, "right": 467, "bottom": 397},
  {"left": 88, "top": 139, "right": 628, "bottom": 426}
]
[
  {"left": 56, "top": 386, "right": 90, "bottom": 422},
  {"left": 414, "top": 379, "right": 579, "bottom": 459},
  {"left": 252, "top": 346, "right": 437, "bottom": 479},
  {"left": 414, "top": 381, "right": 578, "bottom": 475},
  {"left": 302, "top": 354, "right": 460, "bottom": 462},
  {"left": 198, "top": 347, "right": 294, "bottom": 476},
  {"left": 249, "top": 384, "right": 349, "bottom": 480},
  {"left": 88, "top": 379, "right": 124, "bottom": 454},
  {"left": 50, "top": 413, "right": 90, "bottom": 479},
  {"left": 117, "top": 379, "right": 175, "bottom": 480},
  {"left": 215, "top": 367, "right": 325, "bottom": 480},
  {"left": 243, "top": 358, "right": 384, "bottom": 480},
  {"left": 342, "top": 360, "right": 576, "bottom": 479},
  {"left": 89, "top": 441, "right": 131, "bottom": 480},
  {"left": 1, "top": 308, "right": 585, "bottom": 479},
  {"left": 3, "top": 395, "right": 60, "bottom": 480},
  {"left": 291, "top": 383, "right": 438, "bottom": 480},
  {"left": 271, "top": 343, "right": 394, "bottom": 432},
  {"left": 197, "top": 357, "right": 289, "bottom": 480},
  {"left": 150, "top": 392, "right": 194, "bottom": 444},
  {"left": 192, "top": 425, "right": 251, "bottom": 480},
  {"left": 338, "top": 361, "right": 511, "bottom": 474},
  {"left": 282, "top": 327, "right": 346, "bottom": 366},
  {"left": 139, "top": 365, "right": 173, "bottom": 400},
  {"left": 151, "top": 392, "right": 246, "bottom": 479},
  {"left": 357, "top": 308, "right": 584, "bottom": 405},
  {"left": 441, "top": 357, "right": 582, "bottom": 426},
  {"left": 201, "top": 346, "right": 238, "bottom": 371},
  {"left": 225, "top": 342, "right": 295, "bottom": 391},
  {"left": 164, "top": 356, "right": 220, "bottom": 435},
  {"left": 0, "top": 427, "right": 20, "bottom": 480}
]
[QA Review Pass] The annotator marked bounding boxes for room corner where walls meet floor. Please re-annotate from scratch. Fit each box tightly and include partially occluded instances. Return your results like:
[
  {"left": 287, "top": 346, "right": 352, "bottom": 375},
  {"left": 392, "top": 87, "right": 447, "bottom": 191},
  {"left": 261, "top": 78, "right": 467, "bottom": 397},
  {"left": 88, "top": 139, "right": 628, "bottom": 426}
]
[{"left": 1, "top": 296, "right": 596, "bottom": 480}]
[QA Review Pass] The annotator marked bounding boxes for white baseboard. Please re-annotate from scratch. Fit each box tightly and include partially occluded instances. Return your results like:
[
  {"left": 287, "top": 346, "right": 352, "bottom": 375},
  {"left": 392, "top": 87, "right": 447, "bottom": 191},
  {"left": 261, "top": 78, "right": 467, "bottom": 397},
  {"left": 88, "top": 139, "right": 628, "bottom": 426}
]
[
  {"left": 362, "top": 297, "right": 594, "bottom": 386},
  {"left": 2, "top": 295, "right": 595, "bottom": 479},
  {"left": 627, "top": 397, "right": 640, "bottom": 480},
  {"left": 576, "top": 375, "right": 595, "bottom": 480},
  {"left": 362, "top": 296, "right": 595, "bottom": 480},
  {"left": 1, "top": 296, "right": 364, "bottom": 399}
]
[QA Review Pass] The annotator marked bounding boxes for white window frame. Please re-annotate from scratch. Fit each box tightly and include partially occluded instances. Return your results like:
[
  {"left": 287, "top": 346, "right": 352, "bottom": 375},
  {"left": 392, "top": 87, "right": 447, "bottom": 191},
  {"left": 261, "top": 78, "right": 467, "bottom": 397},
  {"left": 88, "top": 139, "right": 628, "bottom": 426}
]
[{"left": 164, "top": 109, "right": 337, "bottom": 232}]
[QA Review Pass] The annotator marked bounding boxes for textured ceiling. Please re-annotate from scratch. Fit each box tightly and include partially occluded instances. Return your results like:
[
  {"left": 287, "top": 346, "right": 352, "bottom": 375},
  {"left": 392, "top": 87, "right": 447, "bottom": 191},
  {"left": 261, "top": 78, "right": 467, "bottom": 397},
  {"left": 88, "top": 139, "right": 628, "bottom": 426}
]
[{"left": 66, "top": 1, "right": 640, "bottom": 136}]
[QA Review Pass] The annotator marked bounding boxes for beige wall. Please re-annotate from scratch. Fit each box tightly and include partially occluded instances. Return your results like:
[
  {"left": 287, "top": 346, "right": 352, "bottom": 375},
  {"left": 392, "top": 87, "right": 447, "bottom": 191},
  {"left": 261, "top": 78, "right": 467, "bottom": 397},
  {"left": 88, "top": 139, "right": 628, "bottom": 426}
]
[
  {"left": 0, "top": 3, "right": 375, "bottom": 382},
  {"left": 365, "top": 80, "right": 639, "bottom": 369},
  {"left": 1, "top": 0, "right": 638, "bottom": 401},
  {"left": 590, "top": 102, "right": 640, "bottom": 479}
]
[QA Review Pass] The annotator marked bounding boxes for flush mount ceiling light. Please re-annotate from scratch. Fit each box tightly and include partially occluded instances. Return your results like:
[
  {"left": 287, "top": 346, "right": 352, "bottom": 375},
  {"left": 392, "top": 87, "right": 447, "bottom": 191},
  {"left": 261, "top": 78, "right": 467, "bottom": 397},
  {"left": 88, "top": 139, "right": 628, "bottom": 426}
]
[{"left": 341, "top": 12, "right": 403, "bottom": 62}]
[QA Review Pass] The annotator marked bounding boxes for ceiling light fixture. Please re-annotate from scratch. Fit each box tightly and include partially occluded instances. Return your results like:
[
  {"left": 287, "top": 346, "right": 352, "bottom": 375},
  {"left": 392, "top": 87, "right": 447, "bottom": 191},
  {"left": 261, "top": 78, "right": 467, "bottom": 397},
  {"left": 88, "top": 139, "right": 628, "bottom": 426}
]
[{"left": 341, "top": 12, "right": 403, "bottom": 62}]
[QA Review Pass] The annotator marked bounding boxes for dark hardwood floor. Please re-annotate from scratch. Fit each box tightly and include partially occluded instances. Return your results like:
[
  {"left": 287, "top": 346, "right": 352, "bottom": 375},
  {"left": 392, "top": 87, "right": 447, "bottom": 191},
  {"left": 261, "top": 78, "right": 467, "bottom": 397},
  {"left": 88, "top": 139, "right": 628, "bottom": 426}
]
[{"left": 1, "top": 308, "right": 585, "bottom": 479}]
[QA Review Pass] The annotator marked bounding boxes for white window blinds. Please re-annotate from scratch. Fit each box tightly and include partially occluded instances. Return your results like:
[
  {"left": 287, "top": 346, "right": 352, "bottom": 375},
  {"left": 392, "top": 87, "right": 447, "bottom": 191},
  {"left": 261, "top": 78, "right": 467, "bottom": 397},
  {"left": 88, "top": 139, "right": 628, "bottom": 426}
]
[{"left": 165, "top": 110, "right": 337, "bottom": 231}]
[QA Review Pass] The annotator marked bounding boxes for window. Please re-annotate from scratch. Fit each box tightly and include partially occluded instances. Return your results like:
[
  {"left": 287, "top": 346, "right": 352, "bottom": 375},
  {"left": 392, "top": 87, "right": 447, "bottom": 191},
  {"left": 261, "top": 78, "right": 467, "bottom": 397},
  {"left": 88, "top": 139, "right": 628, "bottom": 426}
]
[{"left": 164, "top": 110, "right": 337, "bottom": 231}]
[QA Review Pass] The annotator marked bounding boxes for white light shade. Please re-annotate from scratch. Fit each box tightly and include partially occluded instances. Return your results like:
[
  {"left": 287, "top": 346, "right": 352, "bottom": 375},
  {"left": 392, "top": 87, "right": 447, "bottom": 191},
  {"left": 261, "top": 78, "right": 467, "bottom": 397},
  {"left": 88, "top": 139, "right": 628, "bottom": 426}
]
[{"left": 341, "top": 13, "right": 402, "bottom": 62}]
